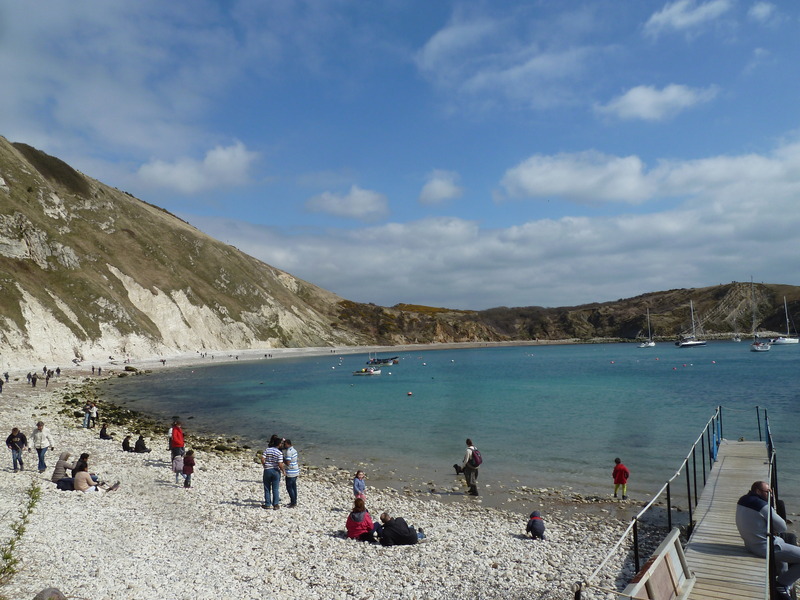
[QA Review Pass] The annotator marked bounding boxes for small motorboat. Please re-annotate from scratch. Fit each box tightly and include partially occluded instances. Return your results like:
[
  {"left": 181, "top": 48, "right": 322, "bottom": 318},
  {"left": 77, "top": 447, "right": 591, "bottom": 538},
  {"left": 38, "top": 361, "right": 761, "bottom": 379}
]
[{"left": 353, "top": 367, "right": 381, "bottom": 376}]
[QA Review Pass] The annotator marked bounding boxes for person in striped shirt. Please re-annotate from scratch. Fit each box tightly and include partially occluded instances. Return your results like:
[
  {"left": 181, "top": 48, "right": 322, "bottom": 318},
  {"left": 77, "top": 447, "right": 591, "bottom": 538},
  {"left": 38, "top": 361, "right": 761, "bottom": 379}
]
[
  {"left": 282, "top": 439, "right": 299, "bottom": 508},
  {"left": 260, "top": 435, "right": 286, "bottom": 510}
]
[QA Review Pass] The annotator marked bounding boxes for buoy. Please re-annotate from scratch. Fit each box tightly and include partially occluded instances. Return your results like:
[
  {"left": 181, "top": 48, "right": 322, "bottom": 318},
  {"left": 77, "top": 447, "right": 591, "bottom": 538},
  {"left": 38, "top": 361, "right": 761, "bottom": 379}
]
[
  {"left": 610, "top": 361, "right": 615, "bottom": 364},
  {"left": 673, "top": 367, "right": 677, "bottom": 370},
  {"left": 407, "top": 391, "right": 413, "bottom": 396},
  {"left": 712, "top": 360, "right": 716, "bottom": 364}
]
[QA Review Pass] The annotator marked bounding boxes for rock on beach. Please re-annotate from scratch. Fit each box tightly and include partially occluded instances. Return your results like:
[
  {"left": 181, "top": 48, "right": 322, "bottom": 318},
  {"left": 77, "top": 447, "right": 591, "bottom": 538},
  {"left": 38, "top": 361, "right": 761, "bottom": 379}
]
[{"left": 0, "top": 368, "right": 632, "bottom": 600}]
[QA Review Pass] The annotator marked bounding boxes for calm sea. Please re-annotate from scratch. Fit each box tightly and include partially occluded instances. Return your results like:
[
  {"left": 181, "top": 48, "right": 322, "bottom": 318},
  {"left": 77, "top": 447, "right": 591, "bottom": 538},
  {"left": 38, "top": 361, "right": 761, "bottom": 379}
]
[{"left": 100, "top": 342, "right": 800, "bottom": 512}]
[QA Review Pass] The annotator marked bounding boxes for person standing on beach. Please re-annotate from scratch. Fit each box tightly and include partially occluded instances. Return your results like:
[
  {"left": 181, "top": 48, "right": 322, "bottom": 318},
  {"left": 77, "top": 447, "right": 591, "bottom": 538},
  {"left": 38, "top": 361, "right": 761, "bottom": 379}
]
[
  {"left": 82, "top": 402, "right": 92, "bottom": 428},
  {"left": 282, "top": 439, "right": 299, "bottom": 507},
  {"left": 6, "top": 427, "right": 27, "bottom": 472},
  {"left": 461, "top": 439, "right": 480, "bottom": 496},
  {"left": 31, "top": 421, "right": 54, "bottom": 473},
  {"left": 169, "top": 421, "right": 185, "bottom": 460},
  {"left": 182, "top": 449, "right": 195, "bottom": 489},
  {"left": 353, "top": 470, "right": 366, "bottom": 499},
  {"left": 613, "top": 457, "right": 630, "bottom": 500},
  {"left": 260, "top": 435, "right": 285, "bottom": 510}
]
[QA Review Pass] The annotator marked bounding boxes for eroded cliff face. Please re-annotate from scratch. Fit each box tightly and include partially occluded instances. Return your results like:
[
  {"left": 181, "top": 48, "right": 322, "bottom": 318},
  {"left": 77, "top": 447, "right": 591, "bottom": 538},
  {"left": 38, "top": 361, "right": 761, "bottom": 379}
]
[{"left": 0, "top": 137, "right": 369, "bottom": 368}]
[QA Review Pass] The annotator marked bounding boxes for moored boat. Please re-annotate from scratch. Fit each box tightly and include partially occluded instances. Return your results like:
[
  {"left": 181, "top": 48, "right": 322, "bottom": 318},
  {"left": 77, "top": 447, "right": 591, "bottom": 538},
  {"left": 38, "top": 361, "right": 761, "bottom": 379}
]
[
  {"left": 353, "top": 367, "right": 381, "bottom": 376},
  {"left": 638, "top": 308, "right": 656, "bottom": 348},
  {"left": 675, "top": 300, "right": 706, "bottom": 347},
  {"left": 770, "top": 297, "right": 799, "bottom": 345}
]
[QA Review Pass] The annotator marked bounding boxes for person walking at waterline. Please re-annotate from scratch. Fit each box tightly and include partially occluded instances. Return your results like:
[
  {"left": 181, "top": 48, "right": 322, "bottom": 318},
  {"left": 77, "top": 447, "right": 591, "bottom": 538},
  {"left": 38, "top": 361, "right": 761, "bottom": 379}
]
[
  {"left": 612, "top": 457, "right": 630, "bottom": 500},
  {"left": 460, "top": 438, "right": 481, "bottom": 496}
]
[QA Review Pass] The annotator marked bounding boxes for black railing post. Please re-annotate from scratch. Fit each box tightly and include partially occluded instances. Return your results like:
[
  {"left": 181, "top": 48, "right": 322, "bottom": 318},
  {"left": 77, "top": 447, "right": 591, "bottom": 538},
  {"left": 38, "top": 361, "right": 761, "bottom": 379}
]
[
  {"left": 667, "top": 481, "right": 673, "bottom": 531},
  {"left": 692, "top": 446, "right": 699, "bottom": 506},
  {"left": 633, "top": 519, "right": 640, "bottom": 573},
  {"left": 773, "top": 454, "right": 779, "bottom": 499},
  {"left": 719, "top": 405, "right": 724, "bottom": 440},
  {"left": 757, "top": 405, "right": 762, "bottom": 441},
  {"left": 686, "top": 467, "right": 694, "bottom": 536}
]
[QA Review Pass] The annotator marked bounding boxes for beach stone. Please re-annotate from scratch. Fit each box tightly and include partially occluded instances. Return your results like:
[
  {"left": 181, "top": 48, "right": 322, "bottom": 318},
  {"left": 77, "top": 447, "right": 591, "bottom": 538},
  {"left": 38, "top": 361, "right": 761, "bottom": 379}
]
[{"left": 33, "top": 589, "right": 67, "bottom": 600}]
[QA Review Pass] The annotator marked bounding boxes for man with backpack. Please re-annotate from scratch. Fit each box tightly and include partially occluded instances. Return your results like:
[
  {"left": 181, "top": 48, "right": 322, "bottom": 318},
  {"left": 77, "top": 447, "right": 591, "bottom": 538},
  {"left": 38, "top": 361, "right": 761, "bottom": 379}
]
[{"left": 460, "top": 438, "right": 481, "bottom": 496}]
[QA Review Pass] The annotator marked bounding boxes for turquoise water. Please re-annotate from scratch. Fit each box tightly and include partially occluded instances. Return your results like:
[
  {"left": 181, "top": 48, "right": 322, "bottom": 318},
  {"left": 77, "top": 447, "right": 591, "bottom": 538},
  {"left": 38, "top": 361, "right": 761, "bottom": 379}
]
[{"left": 101, "top": 343, "right": 800, "bottom": 509}]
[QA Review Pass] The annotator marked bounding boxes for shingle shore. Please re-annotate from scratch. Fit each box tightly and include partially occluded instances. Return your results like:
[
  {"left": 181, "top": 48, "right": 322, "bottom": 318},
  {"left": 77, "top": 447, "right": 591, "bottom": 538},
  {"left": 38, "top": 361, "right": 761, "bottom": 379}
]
[{"left": 0, "top": 368, "right": 634, "bottom": 600}]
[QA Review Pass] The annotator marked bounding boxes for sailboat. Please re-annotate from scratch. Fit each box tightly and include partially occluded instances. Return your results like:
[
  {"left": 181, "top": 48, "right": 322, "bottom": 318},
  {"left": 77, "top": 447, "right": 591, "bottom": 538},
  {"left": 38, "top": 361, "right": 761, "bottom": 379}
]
[
  {"left": 675, "top": 300, "right": 706, "bottom": 347},
  {"left": 750, "top": 280, "right": 770, "bottom": 352},
  {"left": 638, "top": 308, "right": 655, "bottom": 348},
  {"left": 770, "top": 297, "right": 799, "bottom": 345}
]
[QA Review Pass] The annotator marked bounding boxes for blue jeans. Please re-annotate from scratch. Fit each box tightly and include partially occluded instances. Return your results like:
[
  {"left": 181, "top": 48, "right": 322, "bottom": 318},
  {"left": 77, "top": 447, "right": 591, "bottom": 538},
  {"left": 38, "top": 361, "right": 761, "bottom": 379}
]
[
  {"left": 11, "top": 449, "right": 23, "bottom": 471},
  {"left": 36, "top": 447, "right": 47, "bottom": 471},
  {"left": 82, "top": 413, "right": 91, "bottom": 428},
  {"left": 263, "top": 468, "right": 281, "bottom": 506},
  {"left": 285, "top": 476, "right": 297, "bottom": 505}
]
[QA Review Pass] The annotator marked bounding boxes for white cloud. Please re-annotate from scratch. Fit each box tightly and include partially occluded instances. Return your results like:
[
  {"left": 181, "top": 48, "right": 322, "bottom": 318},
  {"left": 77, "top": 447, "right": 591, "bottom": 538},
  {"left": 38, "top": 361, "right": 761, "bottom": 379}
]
[
  {"left": 415, "top": 9, "right": 597, "bottom": 110},
  {"left": 137, "top": 142, "right": 259, "bottom": 194},
  {"left": 419, "top": 170, "right": 464, "bottom": 205},
  {"left": 501, "top": 151, "right": 654, "bottom": 204},
  {"left": 596, "top": 84, "right": 718, "bottom": 121},
  {"left": 748, "top": 2, "right": 776, "bottom": 23},
  {"left": 305, "top": 185, "right": 389, "bottom": 222},
  {"left": 644, "top": 0, "right": 733, "bottom": 37}
]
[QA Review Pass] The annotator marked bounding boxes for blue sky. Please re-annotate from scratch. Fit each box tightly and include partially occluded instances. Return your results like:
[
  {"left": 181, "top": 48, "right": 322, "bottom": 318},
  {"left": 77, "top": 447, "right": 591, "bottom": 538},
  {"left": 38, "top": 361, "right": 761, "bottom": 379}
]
[{"left": 2, "top": 0, "right": 799, "bottom": 309}]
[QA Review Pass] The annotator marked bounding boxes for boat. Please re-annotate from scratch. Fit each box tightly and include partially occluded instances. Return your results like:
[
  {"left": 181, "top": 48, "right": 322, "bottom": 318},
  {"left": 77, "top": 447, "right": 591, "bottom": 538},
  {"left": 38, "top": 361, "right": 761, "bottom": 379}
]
[
  {"left": 675, "top": 300, "right": 706, "bottom": 347},
  {"left": 770, "top": 297, "right": 799, "bottom": 345},
  {"left": 749, "top": 279, "right": 770, "bottom": 352},
  {"left": 366, "top": 355, "right": 399, "bottom": 365},
  {"left": 353, "top": 367, "right": 381, "bottom": 376},
  {"left": 638, "top": 308, "right": 655, "bottom": 348}
]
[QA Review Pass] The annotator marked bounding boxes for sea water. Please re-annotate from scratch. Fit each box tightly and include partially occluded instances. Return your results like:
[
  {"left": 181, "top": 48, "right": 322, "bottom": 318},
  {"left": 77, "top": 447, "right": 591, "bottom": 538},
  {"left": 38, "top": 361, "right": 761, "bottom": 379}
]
[{"left": 101, "top": 342, "right": 800, "bottom": 511}]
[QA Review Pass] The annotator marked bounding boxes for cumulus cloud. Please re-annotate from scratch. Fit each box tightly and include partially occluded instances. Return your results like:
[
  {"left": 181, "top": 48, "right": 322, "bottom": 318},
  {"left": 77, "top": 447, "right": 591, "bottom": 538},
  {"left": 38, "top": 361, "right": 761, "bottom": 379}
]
[
  {"left": 305, "top": 185, "right": 389, "bottom": 222},
  {"left": 418, "top": 170, "right": 464, "bottom": 205},
  {"left": 644, "top": 0, "right": 733, "bottom": 37},
  {"left": 501, "top": 151, "right": 653, "bottom": 204},
  {"left": 137, "top": 142, "right": 259, "bottom": 194},
  {"left": 188, "top": 141, "right": 800, "bottom": 309},
  {"left": 596, "top": 84, "right": 718, "bottom": 121}
]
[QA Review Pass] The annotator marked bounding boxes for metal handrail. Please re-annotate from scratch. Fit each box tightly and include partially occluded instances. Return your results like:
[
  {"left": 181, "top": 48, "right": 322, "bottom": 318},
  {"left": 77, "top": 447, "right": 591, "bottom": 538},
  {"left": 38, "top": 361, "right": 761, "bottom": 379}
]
[{"left": 573, "top": 404, "right": 779, "bottom": 599}]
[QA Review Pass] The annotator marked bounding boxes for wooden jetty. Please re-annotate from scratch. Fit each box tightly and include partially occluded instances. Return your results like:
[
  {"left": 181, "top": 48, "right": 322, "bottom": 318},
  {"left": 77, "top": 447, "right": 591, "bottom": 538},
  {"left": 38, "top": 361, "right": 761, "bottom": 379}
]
[{"left": 684, "top": 439, "right": 770, "bottom": 600}]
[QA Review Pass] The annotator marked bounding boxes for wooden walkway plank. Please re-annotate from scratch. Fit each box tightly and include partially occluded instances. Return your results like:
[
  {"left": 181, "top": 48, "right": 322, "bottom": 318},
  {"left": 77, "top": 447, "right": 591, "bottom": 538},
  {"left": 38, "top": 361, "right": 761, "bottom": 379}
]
[{"left": 685, "top": 439, "right": 770, "bottom": 600}]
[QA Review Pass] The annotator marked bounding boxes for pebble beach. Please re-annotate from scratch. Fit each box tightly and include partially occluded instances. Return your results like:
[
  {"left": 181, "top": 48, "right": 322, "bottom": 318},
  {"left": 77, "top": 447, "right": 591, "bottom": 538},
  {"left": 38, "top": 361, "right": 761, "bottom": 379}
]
[{"left": 0, "top": 352, "right": 638, "bottom": 600}]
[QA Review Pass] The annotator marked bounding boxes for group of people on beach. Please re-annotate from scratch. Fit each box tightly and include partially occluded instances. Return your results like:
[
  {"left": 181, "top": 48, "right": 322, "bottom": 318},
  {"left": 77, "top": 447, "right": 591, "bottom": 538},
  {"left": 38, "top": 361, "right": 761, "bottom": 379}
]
[
  {"left": 5, "top": 421, "right": 56, "bottom": 473},
  {"left": 51, "top": 450, "right": 119, "bottom": 492},
  {"left": 259, "top": 434, "right": 299, "bottom": 508}
]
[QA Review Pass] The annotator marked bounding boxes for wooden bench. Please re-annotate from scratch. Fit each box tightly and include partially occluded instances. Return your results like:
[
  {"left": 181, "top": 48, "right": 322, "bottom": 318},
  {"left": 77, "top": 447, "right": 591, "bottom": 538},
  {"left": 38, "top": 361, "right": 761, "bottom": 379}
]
[{"left": 621, "top": 528, "right": 696, "bottom": 600}]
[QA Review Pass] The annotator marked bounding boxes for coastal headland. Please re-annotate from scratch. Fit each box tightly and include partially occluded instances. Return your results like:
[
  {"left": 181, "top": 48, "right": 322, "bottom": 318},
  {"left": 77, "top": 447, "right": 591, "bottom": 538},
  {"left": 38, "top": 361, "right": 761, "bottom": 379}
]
[{"left": 0, "top": 345, "right": 644, "bottom": 599}]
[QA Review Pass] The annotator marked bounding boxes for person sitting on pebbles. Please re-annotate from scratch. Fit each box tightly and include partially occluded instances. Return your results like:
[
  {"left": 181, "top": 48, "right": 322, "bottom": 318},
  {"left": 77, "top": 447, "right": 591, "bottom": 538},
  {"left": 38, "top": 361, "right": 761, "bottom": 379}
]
[
  {"left": 375, "top": 512, "right": 422, "bottom": 546},
  {"left": 526, "top": 511, "right": 546, "bottom": 540},
  {"left": 74, "top": 463, "right": 119, "bottom": 493},
  {"left": 99, "top": 423, "right": 114, "bottom": 440},
  {"left": 345, "top": 498, "right": 377, "bottom": 542},
  {"left": 122, "top": 436, "right": 134, "bottom": 452},
  {"left": 134, "top": 435, "right": 151, "bottom": 453}
]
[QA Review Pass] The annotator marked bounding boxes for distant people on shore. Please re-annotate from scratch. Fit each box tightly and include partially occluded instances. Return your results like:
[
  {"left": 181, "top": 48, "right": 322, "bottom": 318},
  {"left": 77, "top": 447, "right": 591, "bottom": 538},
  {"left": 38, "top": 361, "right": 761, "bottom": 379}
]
[
  {"left": 282, "top": 439, "right": 299, "bottom": 507},
  {"left": 458, "top": 438, "right": 481, "bottom": 496},
  {"left": 6, "top": 427, "right": 28, "bottom": 472},
  {"left": 345, "top": 498, "right": 376, "bottom": 542},
  {"left": 99, "top": 423, "right": 113, "bottom": 440},
  {"left": 182, "top": 449, "right": 195, "bottom": 489},
  {"left": 260, "top": 434, "right": 285, "bottom": 509},
  {"left": 353, "top": 470, "right": 366, "bottom": 499},
  {"left": 134, "top": 435, "right": 151, "bottom": 453},
  {"left": 613, "top": 458, "right": 630, "bottom": 500},
  {"left": 122, "top": 436, "right": 134, "bottom": 452},
  {"left": 736, "top": 481, "right": 800, "bottom": 600},
  {"left": 375, "top": 512, "right": 421, "bottom": 546},
  {"left": 526, "top": 511, "right": 546, "bottom": 540},
  {"left": 31, "top": 421, "right": 54, "bottom": 473},
  {"left": 82, "top": 402, "right": 92, "bottom": 428}
]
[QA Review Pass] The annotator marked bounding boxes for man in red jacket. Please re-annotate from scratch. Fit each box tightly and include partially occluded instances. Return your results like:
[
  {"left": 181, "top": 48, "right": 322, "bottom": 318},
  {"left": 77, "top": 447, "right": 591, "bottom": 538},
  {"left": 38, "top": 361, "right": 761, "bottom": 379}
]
[
  {"left": 169, "top": 420, "right": 185, "bottom": 460},
  {"left": 613, "top": 457, "right": 630, "bottom": 500}
]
